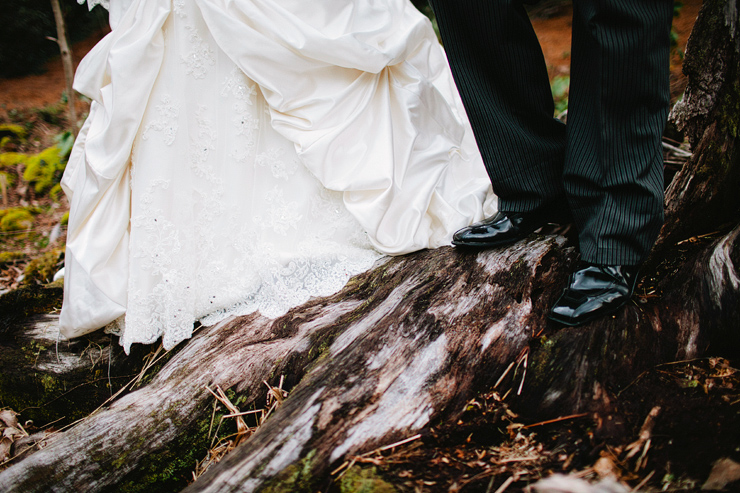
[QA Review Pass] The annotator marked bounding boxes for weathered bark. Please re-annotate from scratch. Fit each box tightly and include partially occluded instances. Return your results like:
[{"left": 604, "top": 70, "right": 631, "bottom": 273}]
[
  {"left": 1, "top": 224, "right": 738, "bottom": 492},
  {"left": 656, "top": 0, "right": 740, "bottom": 249},
  {"left": 186, "top": 233, "right": 740, "bottom": 493},
  {"left": 0, "top": 282, "right": 152, "bottom": 430}
]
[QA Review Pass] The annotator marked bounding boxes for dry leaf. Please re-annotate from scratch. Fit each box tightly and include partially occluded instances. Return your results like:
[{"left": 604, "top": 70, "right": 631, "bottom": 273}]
[
  {"left": 593, "top": 456, "right": 619, "bottom": 480},
  {"left": 702, "top": 458, "right": 740, "bottom": 490},
  {"left": 0, "top": 437, "right": 12, "bottom": 462},
  {"left": 0, "top": 409, "right": 19, "bottom": 429},
  {"left": 528, "top": 474, "right": 630, "bottom": 493},
  {"left": 3, "top": 427, "right": 23, "bottom": 440}
]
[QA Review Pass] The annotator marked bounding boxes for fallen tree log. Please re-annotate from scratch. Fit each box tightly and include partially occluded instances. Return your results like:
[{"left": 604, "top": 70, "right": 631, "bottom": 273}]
[
  {"left": 185, "top": 231, "right": 740, "bottom": 493},
  {"left": 1, "top": 220, "right": 738, "bottom": 492},
  {"left": 0, "top": 237, "right": 575, "bottom": 492}
]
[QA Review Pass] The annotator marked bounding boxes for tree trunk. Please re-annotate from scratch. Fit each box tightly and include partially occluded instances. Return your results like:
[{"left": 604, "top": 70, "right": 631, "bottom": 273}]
[
  {"left": 50, "top": 0, "right": 78, "bottom": 131},
  {"left": 654, "top": 0, "right": 740, "bottom": 250},
  {"left": 1, "top": 0, "right": 739, "bottom": 491}
]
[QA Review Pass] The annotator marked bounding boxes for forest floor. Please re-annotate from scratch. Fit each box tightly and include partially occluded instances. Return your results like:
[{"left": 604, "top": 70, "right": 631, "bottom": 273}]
[{"left": 3, "top": 1, "right": 740, "bottom": 492}]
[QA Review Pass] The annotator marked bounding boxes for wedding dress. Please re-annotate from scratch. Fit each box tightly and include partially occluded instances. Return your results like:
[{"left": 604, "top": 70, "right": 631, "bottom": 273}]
[{"left": 62, "top": 0, "right": 496, "bottom": 353}]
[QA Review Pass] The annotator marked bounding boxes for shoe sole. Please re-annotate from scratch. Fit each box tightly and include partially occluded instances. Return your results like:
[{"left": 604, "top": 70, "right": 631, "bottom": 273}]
[{"left": 451, "top": 237, "right": 525, "bottom": 249}]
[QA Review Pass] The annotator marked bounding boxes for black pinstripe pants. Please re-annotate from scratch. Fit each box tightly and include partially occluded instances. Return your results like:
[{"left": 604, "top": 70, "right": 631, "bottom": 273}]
[{"left": 428, "top": 0, "right": 673, "bottom": 265}]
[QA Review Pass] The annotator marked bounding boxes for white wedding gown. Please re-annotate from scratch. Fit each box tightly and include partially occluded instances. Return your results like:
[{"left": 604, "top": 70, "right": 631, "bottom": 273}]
[{"left": 62, "top": 0, "right": 496, "bottom": 353}]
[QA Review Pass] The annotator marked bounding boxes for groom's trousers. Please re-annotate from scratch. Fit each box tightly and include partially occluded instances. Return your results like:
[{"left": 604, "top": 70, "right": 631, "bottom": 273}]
[{"left": 427, "top": 0, "right": 674, "bottom": 265}]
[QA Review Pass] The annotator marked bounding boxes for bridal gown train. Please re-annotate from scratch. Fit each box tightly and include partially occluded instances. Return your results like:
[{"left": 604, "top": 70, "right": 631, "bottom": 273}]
[{"left": 62, "top": 0, "right": 497, "bottom": 353}]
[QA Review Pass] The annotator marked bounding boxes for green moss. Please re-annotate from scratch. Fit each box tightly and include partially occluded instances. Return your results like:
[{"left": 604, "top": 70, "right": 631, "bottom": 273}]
[
  {"left": 308, "top": 339, "right": 332, "bottom": 361},
  {"left": 0, "top": 123, "right": 28, "bottom": 141},
  {"left": 529, "top": 338, "right": 557, "bottom": 387},
  {"left": 22, "top": 249, "right": 64, "bottom": 285},
  {"left": 54, "top": 131, "right": 76, "bottom": 157},
  {"left": 0, "top": 282, "right": 64, "bottom": 328},
  {"left": 0, "top": 208, "right": 34, "bottom": 232},
  {"left": 0, "top": 251, "right": 25, "bottom": 265},
  {"left": 17, "top": 132, "right": 74, "bottom": 197},
  {"left": 338, "top": 466, "right": 398, "bottom": 493},
  {"left": 0, "top": 282, "right": 95, "bottom": 428},
  {"left": 49, "top": 183, "right": 64, "bottom": 202},
  {"left": 114, "top": 407, "right": 214, "bottom": 493},
  {"left": 60, "top": 211, "right": 69, "bottom": 226},
  {"left": 720, "top": 79, "right": 740, "bottom": 139},
  {"left": 0, "top": 152, "right": 27, "bottom": 168},
  {"left": 22, "top": 145, "right": 67, "bottom": 194},
  {"left": 540, "top": 336, "right": 555, "bottom": 350},
  {"left": 0, "top": 170, "right": 16, "bottom": 188},
  {"left": 38, "top": 373, "right": 61, "bottom": 394},
  {"left": 34, "top": 103, "right": 66, "bottom": 125},
  {"left": 260, "top": 450, "right": 317, "bottom": 493},
  {"left": 301, "top": 338, "right": 335, "bottom": 377},
  {"left": 0, "top": 366, "right": 106, "bottom": 427}
]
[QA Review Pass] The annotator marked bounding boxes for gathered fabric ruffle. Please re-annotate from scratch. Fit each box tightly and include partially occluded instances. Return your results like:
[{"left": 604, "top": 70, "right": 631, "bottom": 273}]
[{"left": 61, "top": 0, "right": 496, "bottom": 352}]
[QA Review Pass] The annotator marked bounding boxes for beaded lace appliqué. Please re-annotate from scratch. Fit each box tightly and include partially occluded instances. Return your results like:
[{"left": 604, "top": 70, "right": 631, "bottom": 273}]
[
  {"left": 181, "top": 25, "right": 216, "bottom": 79},
  {"left": 141, "top": 95, "right": 180, "bottom": 145},
  {"left": 257, "top": 148, "right": 298, "bottom": 181}
]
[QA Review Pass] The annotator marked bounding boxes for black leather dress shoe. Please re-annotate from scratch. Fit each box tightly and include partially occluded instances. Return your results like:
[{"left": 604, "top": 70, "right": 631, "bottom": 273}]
[
  {"left": 452, "top": 210, "right": 552, "bottom": 248},
  {"left": 548, "top": 263, "right": 640, "bottom": 327}
]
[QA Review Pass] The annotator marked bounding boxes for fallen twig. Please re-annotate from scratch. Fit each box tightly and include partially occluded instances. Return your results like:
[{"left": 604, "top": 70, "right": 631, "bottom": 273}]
[{"left": 523, "top": 413, "right": 589, "bottom": 429}]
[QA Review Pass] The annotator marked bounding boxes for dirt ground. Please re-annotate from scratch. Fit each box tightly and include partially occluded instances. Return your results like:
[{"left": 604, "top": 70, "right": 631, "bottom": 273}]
[
  {"left": 0, "top": 27, "right": 107, "bottom": 116},
  {"left": 359, "top": 357, "right": 740, "bottom": 493}
]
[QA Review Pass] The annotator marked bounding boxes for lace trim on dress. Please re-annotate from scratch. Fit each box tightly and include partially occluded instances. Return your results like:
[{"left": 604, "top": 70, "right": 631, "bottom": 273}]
[
  {"left": 78, "top": 0, "right": 109, "bottom": 10},
  {"left": 198, "top": 250, "right": 382, "bottom": 326}
]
